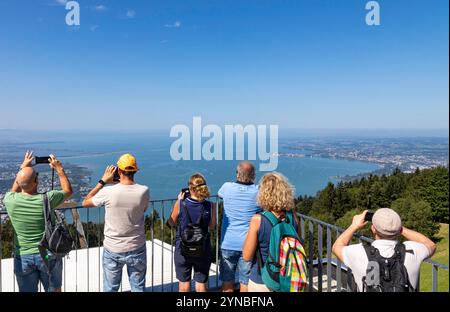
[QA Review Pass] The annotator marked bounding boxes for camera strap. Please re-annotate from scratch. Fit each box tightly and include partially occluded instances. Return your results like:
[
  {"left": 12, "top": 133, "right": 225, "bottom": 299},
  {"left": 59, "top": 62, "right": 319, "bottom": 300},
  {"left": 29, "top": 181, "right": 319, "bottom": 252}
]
[{"left": 51, "top": 168, "right": 55, "bottom": 191}]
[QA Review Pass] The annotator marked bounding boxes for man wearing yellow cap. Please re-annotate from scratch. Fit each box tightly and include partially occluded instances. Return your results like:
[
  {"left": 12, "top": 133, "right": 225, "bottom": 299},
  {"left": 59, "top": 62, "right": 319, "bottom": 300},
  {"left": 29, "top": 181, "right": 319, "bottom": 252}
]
[{"left": 82, "top": 153, "right": 149, "bottom": 292}]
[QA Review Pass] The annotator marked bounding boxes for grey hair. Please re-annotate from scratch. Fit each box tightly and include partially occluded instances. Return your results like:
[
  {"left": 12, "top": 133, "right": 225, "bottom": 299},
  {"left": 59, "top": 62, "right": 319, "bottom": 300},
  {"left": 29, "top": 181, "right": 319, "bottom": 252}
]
[{"left": 236, "top": 161, "right": 256, "bottom": 183}]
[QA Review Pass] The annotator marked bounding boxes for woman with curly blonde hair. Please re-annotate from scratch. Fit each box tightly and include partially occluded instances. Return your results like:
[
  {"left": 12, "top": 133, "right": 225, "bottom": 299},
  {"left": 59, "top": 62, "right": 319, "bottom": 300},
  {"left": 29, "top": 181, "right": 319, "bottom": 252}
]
[
  {"left": 168, "top": 173, "right": 216, "bottom": 292},
  {"left": 242, "top": 172, "right": 300, "bottom": 292}
]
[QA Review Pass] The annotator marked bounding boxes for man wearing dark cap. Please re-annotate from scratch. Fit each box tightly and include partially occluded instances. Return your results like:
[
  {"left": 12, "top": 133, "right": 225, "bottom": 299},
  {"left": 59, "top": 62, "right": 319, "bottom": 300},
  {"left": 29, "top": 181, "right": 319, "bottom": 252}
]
[{"left": 332, "top": 208, "right": 436, "bottom": 292}]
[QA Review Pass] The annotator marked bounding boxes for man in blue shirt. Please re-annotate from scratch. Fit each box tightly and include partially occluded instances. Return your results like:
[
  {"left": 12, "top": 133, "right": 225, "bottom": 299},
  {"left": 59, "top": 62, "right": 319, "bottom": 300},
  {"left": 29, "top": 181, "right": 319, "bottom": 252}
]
[{"left": 218, "top": 161, "right": 260, "bottom": 292}]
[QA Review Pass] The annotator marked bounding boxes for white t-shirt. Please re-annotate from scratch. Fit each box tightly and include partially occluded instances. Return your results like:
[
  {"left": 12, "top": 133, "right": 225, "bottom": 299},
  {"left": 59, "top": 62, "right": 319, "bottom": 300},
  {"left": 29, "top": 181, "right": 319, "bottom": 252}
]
[
  {"left": 92, "top": 183, "right": 149, "bottom": 253},
  {"left": 342, "top": 240, "right": 431, "bottom": 291}
]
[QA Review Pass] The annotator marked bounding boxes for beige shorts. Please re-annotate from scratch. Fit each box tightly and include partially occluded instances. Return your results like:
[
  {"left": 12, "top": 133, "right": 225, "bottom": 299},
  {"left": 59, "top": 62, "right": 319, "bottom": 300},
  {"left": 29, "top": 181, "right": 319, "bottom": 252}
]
[{"left": 248, "top": 280, "right": 271, "bottom": 292}]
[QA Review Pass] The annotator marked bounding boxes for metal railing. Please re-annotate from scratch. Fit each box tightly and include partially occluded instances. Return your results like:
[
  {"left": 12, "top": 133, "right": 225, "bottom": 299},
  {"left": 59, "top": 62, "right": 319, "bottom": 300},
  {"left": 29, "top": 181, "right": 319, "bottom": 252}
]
[
  {"left": 1, "top": 196, "right": 448, "bottom": 292},
  {"left": 0, "top": 196, "right": 221, "bottom": 292},
  {"left": 298, "top": 214, "right": 449, "bottom": 292}
]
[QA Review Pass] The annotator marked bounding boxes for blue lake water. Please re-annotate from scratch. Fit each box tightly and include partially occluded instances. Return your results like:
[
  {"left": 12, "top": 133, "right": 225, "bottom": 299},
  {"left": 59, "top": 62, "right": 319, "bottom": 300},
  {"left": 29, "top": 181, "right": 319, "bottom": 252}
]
[
  {"left": 0, "top": 130, "right": 380, "bottom": 196},
  {"left": 0, "top": 130, "right": 380, "bottom": 219}
]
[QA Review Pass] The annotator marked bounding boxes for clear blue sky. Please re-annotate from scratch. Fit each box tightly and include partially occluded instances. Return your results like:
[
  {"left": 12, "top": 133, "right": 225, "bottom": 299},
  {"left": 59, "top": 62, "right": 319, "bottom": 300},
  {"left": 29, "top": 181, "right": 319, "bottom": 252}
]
[{"left": 0, "top": 0, "right": 448, "bottom": 130}]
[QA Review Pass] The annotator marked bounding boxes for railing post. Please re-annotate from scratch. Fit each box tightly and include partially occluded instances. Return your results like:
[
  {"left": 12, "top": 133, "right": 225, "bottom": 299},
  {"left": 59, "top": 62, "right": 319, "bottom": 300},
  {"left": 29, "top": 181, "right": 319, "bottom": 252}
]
[
  {"left": 300, "top": 217, "right": 305, "bottom": 241},
  {"left": 432, "top": 265, "right": 438, "bottom": 292},
  {"left": 75, "top": 241, "right": 78, "bottom": 292},
  {"left": 215, "top": 197, "right": 219, "bottom": 290},
  {"left": 63, "top": 252, "right": 66, "bottom": 292},
  {"left": 12, "top": 236, "right": 15, "bottom": 292},
  {"left": 87, "top": 208, "right": 90, "bottom": 292},
  {"left": 161, "top": 201, "right": 165, "bottom": 291},
  {"left": 416, "top": 277, "right": 420, "bottom": 291},
  {"left": 308, "top": 221, "right": 314, "bottom": 292},
  {"left": 151, "top": 202, "right": 154, "bottom": 292},
  {"left": 0, "top": 218, "right": 2, "bottom": 293},
  {"left": 326, "top": 226, "right": 332, "bottom": 292},
  {"left": 335, "top": 229, "right": 342, "bottom": 292},
  {"left": 317, "top": 224, "right": 323, "bottom": 292},
  {"left": 170, "top": 210, "right": 174, "bottom": 292},
  {"left": 98, "top": 207, "right": 101, "bottom": 292},
  {"left": 346, "top": 268, "right": 354, "bottom": 292}
]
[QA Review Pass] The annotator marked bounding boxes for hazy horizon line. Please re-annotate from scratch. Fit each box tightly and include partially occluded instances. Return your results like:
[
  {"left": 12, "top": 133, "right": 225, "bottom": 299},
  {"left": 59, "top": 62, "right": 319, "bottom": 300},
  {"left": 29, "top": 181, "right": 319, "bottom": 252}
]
[
  {"left": 1, "top": 127, "right": 448, "bottom": 131},
  {"left": 0, "top": 127, "right": 448, "bottom": 139}
]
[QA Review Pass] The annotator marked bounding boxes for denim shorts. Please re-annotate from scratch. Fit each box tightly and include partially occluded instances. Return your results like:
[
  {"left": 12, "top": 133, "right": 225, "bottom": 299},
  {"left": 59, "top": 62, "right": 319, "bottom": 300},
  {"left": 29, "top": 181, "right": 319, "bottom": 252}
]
[
  {"left": 219, "top": 249, "right": 252, "bottom": 285},
  {"left": 14, "top": 253, "right": 63, "bottom": 292},
  {"left": 174, "top": 249, "right": 212, "bottom": 284}
]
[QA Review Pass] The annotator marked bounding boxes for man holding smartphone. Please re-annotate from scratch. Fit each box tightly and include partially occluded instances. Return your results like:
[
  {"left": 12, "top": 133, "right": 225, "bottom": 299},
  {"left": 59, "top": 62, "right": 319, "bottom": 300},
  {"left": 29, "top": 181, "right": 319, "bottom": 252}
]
[
  {"left": 82, "top": 153, "right": 149, "bottom": 292},
  {"left": 3, "top": 151, "right": 73, "bottom": 292},
  {"left": 332, "top": 208, "right": 436, "bottom": 292}
]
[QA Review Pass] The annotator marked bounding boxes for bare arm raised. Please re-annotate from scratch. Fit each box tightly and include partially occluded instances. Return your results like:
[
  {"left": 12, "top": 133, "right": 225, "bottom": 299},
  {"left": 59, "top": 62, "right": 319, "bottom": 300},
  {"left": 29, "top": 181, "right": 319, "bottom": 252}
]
[
  {"left": 332, "top": 210, "right": 368, "bottom": 262},
  {"left": 402, "top": 227, "right": 436, "bottom": 257},
  {"left": 82, "top": 165, "right": 115, "bottom": 207},
  {"left": 49, "top": 154, "right": 73, "bottom": 199},
  {"left": 10, "top": 151, "right": 34, "bottom": 193}
]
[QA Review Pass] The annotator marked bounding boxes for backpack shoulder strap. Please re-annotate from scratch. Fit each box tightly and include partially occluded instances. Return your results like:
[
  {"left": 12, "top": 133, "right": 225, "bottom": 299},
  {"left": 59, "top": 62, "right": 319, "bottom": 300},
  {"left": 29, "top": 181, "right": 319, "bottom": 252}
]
[
  {"left": 394, "top": 243, "right": 416, "bottom": 291},
  {"left": 363, "top": 243, "right": 379, "bottom": 262},
  {"left": 195, "top": 201, "right": 206, "bottom": 225},
  {"left": 394, "top": 243, "right": 414, "bottom": 263},
  {"left": 256, "top": 240, "right": 263, "bottom": 275},
  {"left": 362, "top": 243, "right": 380, "bottom": 292},
  {"left": 259, "top": 211, "right": 279, "bottom": 227},
  {"left": 395, "top": 242, "right": 406, "bottom": 262},
  {"left": 256, "top": 211, "right": 275, "bottom": 274},
  {"left": 286, "top": 210, "right": 298, "bottom": 227},
  {"left": 39, "top": 193, "right": 52, "bottom": 266},
  {"left": 181, "top": 199, "right": 193, "bottom": 224},
  {"left": 42, "top": 193, "right": 52, "bottom": 228}
]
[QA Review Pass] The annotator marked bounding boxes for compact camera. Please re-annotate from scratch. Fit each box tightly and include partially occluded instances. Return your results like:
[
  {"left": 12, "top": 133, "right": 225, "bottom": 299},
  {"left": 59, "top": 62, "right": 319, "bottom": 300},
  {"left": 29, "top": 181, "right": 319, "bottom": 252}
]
[{"left": 181, "top": 187, "right": 190, "bottom": 200}]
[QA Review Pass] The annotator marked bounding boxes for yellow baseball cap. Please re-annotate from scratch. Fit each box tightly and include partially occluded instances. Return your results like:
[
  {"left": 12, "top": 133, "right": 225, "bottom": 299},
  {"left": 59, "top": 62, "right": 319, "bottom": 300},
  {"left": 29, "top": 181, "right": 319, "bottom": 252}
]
[{"left": 117, "top": 153, "right": 139, "bottom": 172}]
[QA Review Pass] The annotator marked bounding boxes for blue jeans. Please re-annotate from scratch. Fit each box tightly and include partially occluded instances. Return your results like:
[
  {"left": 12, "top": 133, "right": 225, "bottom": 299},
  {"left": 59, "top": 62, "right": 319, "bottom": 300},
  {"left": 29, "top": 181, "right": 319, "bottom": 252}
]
[
  {"left": 220, "top": 249, "right": 252, "bottom": 285},
  {"left": 103, "top": 244, "right": 147, "bottom": 292},
  {"left": 14, "top": 253, "right": 63, "bottom": 292}
]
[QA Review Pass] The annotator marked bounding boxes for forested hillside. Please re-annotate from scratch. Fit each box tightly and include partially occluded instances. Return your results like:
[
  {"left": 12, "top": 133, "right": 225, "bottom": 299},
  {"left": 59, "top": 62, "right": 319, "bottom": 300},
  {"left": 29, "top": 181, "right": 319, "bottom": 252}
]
[{"left": 295, "top": 166, "right": 449, "bottom": 239}]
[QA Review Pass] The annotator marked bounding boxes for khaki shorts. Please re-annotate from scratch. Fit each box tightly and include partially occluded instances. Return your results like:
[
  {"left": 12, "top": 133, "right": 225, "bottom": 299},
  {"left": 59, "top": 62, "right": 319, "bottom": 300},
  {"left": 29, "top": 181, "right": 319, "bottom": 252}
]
[{"left": 248, "top": 280, "right": 271, "bottom": 292}]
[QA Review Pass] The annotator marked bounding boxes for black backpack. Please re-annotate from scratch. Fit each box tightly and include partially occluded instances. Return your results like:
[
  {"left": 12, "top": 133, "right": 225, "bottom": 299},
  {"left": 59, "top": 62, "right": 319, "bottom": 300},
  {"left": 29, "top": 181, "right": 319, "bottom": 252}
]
[
  {"left": 38, "top": 193, "right": 74, "bottom": 265},
  {"left": 179, "top": 200, "right": 207, "bottom": 258},
  {"left": 362, "top": 243, "right": 415, "bottom": 292}
]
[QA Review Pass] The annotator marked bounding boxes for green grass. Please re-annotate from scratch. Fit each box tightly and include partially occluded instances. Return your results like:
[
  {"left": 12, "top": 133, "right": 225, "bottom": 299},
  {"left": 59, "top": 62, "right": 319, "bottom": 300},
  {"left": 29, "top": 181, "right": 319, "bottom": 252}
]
[{"left": 419, "top": 223, "right": 449, "bottom": 292}]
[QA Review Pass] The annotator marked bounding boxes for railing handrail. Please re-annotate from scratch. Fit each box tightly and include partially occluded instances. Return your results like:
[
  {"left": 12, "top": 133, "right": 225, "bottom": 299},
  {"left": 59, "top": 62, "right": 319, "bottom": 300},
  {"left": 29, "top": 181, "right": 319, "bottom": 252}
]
[
  {"left": 1, "top": 195, "right": 223, "bottom": 292},
  {"left": 0, "top": 195, "right": 220, "bottom": 213}
]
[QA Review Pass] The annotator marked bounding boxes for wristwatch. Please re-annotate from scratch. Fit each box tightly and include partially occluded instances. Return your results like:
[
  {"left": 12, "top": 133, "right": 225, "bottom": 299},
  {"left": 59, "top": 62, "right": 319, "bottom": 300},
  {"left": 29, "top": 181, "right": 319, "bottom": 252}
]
[{"left": 98, "top": 179, "right": 106, "bottom": 187}]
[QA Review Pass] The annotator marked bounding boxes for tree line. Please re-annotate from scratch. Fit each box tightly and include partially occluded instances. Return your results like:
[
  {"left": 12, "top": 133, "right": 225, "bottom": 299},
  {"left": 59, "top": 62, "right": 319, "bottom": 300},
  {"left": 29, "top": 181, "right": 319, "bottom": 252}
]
[{"left": 295, "top": 166, "right": 449, "bottom": 240}]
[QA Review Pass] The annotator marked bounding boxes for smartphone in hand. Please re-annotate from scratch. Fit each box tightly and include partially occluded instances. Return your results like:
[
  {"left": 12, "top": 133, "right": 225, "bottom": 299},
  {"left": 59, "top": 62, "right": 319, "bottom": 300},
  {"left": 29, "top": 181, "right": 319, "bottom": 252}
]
[
  {"left": 34, "top": 156, "right": 50, "bottom": 165},
  {"left": 113, "top": 167, "right": 120, "bottom": 182},
  {"left": 365, "top": 211, "right": 374, "bottom": 222}
]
